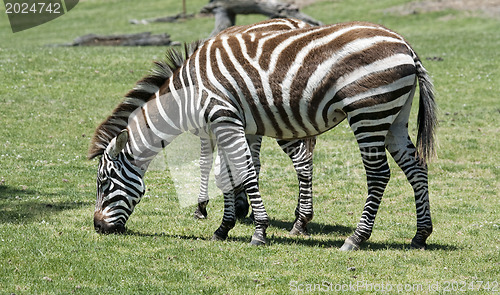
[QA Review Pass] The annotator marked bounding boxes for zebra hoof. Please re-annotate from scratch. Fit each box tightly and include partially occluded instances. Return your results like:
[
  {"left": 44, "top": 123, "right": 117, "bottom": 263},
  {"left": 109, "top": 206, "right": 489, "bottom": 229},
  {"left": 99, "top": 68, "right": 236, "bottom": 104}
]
[
  {"left": 289, "top": 225, "right": 308, "bottom": 236},
  {"left": 410, "top": 228, "right": 431, "bottom": 250},
  {"left": 194, "top": 210, "right": 207, "bottom": 219},
  {"left": 194, "top": 208, "right": 207, "bottom": 219},
  {"left": 289, "top": 219, "right": 309, "bottom": 236},
  {"left": 249, "top": 234, "right": 267, "bottom": 246},
  {"left": 410, "top": 239, "right": 427, "bottom": 250},
  {"left": 340, "top": 238, "right": 360, "bottom": 251}
]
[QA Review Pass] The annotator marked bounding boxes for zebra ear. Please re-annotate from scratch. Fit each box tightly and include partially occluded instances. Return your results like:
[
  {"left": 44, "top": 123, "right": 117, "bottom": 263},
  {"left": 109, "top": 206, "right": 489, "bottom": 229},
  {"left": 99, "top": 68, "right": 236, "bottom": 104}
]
[{"left": 108, "top": 130, "right": 129, "bottom": 159}]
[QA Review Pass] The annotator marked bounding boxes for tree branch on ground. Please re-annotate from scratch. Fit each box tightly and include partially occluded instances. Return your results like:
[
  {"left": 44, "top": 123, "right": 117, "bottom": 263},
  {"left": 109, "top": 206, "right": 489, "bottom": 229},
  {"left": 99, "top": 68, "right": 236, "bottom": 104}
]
[
  {"left": 67, "top": 32, "right": 180, "bottom": 47},
  {"left": 201, "top": 0, "right": 323, "bottom": 36}
]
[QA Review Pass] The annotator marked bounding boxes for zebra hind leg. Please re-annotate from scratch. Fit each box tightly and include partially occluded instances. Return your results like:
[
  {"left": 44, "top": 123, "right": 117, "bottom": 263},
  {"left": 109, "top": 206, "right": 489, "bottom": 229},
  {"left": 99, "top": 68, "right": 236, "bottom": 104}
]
[
  {"left": 340, "top": 145, "right": 391, "bottom": 251},
  {"left": 386, "top": 130, "right": 433, "bottom": 250}
]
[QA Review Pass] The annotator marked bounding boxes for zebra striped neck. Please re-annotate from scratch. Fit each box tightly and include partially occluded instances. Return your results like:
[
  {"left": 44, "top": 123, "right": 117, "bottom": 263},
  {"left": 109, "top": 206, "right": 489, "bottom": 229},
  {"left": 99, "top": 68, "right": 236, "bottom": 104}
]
[
  {"left": 88, "top": 41, "right": 203, "bottom": 160},
  {"left": 121, "top": 87, "right": 188, "bottom": 171}
]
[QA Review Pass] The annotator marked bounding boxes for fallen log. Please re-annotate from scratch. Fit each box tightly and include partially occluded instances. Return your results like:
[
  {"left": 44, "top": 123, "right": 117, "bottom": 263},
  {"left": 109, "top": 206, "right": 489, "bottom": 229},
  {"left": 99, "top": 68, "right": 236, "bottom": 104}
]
[
  {"left": 129, "top": 13, "right": 198, "bottom": 25},
  {"left": 69, "top": 32, "right": 180, "bottom": 46}
]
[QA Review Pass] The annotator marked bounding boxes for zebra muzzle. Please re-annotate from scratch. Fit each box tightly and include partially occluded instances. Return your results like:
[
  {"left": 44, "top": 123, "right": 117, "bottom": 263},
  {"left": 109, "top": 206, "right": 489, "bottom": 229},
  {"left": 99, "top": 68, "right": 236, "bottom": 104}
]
[{"left": 93, "top": 212, "right": 126, "bottom": 234}]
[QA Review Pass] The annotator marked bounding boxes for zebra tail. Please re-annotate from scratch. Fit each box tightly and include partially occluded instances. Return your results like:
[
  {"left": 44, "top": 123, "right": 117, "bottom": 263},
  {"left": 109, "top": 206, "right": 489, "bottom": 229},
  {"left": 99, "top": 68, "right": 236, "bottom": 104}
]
[{"left": 415, "top": 55, "right": 438, "bottom": 165}]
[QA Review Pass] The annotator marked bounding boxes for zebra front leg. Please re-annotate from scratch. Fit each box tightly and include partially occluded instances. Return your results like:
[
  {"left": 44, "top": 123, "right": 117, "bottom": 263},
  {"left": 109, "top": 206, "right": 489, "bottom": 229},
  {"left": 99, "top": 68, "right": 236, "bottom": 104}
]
[
  {"left": 195, "top": 137, "right": 215, "bottom": 219},
  {"left": 212, "top": 135, "right": 263, "bottom": 220},
  {"left": 212, "top": 191, "right": 236, "bottom": 240},
  {"left": 234, "top": 186, "right": 249, "bottom": 219},
  {"left": 212, "top": 148, "right": 238, "bottom": 240},
  {"left": 234, "top": 135, "right": 263, "bottom": 220},
  {"left": 238, "top": 161, "right": 269, "bottom": 245},
  {"left": 194, "top": 201, "right": 209, "bottom": 220},
  {"left": 213, "top": 125, "right": 269, "bottom": 245},
  {"left": 341, "top": 145, "right": 391, "bottom": 251},
  {"left": 214, "top": 147, "right": 249, "bottom": 220}
]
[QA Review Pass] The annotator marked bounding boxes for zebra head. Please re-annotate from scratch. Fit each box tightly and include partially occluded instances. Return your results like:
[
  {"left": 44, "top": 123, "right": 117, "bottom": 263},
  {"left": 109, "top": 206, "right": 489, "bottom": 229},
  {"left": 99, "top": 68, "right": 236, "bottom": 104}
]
[{"left": 93, "top": 130, "right": 145, "bottom": 234}]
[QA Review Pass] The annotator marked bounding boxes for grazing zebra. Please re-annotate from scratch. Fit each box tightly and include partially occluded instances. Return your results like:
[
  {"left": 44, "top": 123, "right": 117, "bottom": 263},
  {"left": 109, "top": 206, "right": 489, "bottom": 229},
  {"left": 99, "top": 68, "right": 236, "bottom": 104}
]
[{"left": 89, "top": 19, "right": 437, "bottom": 250}]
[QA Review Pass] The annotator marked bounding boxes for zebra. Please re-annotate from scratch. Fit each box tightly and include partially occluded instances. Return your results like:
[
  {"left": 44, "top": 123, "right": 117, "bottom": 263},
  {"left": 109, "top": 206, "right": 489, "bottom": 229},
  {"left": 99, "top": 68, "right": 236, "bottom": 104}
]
[
  {"left": 193, "top": 19, "right": 316, "bottom": 235},
  {"left": 89, "top": 19, "right": 437, "bottom": 250}
]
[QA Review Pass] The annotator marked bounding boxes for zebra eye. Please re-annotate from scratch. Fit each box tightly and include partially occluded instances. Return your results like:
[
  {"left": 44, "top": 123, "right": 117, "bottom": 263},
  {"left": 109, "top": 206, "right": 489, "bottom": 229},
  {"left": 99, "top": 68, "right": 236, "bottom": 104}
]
[
  {"left": 114, "top": 162, "right": 123, "bottom": 173},
  {"left": 98, "top": 167, "right": 110, "bottom": 183},
  {"left": 98, "top": 173, "right": 108, "bottom": 184},
  {"left": 98, "top": 174, "right": 111, "bottom": 193}
]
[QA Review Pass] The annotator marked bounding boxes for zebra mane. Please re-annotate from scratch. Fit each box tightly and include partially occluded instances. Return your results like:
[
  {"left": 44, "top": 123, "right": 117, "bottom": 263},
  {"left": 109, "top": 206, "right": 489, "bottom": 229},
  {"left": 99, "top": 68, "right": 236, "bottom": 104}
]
[{"left": 88, "top": 41, "right": 203, "bottom": 159}]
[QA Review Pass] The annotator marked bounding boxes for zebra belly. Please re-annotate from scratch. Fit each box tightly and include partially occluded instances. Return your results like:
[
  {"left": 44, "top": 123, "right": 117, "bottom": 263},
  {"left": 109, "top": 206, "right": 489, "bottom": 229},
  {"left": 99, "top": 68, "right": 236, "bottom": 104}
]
[
  {"left": 324, "top": 105, "right": 347, "bottom": 130},
  {"left": 242, "top": 109, "right": 346, "bottom": 140}
]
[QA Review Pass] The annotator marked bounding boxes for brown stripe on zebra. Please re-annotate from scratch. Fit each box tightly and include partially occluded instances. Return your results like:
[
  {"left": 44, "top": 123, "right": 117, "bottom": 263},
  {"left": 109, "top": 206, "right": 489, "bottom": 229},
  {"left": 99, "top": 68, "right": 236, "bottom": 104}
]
[
  {"left": 197, "top": 19, "right": 313, "bottom": 137},
  {"left": 195, "top": 22, "right": 416, "bottom": 139}
]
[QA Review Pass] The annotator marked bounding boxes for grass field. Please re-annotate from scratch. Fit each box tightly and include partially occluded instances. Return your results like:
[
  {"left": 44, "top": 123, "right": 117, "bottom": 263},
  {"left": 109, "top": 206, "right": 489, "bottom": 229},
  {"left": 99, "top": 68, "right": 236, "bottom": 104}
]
[{"left": 1, "top": 0, "right": 499, "bottom": 293}]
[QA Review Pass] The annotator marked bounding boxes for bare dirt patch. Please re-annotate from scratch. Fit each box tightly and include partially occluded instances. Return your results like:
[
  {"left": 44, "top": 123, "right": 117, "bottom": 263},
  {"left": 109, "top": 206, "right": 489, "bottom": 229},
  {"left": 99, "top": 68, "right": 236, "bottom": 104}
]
[
  {"left": 384, "top": 0, "right": 500, "bottom": 18},
  {"left": 281, "top": 0, "right": 500, "bottom": 18}
]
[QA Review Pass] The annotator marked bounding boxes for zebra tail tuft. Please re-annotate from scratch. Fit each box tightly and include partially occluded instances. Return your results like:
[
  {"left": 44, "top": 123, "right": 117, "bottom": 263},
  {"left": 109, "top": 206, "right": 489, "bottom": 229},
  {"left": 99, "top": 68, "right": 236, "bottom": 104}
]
[{"left": 415, "top": 56, "right": 438, "bottom": 165}]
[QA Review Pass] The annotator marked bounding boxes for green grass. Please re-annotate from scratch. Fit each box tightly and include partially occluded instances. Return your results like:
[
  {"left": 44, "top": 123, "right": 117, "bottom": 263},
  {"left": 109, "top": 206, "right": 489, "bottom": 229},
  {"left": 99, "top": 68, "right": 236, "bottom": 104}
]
[{"left": 1, "top": 0, "right": 499, "bottom": 293}]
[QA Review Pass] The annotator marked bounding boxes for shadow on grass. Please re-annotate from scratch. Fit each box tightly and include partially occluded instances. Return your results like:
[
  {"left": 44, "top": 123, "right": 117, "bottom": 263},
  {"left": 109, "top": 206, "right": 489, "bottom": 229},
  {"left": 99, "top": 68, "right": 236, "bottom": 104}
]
[
  {"left": 360, "top": 241, "right": 459, "bottom": 251},
  {"left": 267, "top": 218, "right": 353, "bottom": 236},
  {"left": 123, "top": 220, "right": 459, "bottom": 251},
  {"left": 123, "top": 227, "right": 345, "bottom": 248},
  {"left": 227, "top": 235, "right": 458, "bottom": 251},
  {"left": 0, "top": 185, "right": 92, "bottom": 224},
  {"left": 124, "top": 230, "right": 458, "bottom": 251}
]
